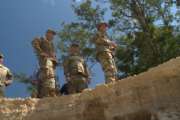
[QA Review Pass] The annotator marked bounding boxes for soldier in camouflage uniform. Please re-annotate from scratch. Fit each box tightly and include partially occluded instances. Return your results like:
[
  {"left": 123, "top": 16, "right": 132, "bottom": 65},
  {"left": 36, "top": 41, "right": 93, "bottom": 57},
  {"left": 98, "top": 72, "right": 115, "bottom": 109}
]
[
  {"left": 63, "top": 43, "right": 90, "bottom": 94},
  {"left": 92, "top": 23, "right": 117, "bottom": 84},
  {"left": 0, "top": 53, "right": 13, "bottom": 97},
  {"left": 31, "top": 71, "right": 60, "bottom": 98},
  {"left": 32, "top": 29, "right": 58, "bottom": 97}
]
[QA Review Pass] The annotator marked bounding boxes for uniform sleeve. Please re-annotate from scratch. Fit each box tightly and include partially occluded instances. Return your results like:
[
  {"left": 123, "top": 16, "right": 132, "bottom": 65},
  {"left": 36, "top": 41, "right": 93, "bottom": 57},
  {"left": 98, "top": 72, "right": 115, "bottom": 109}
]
[
  {"left": 83, "top": 62, "right": 91, "bottom": 84},
  {"left": 83, "top": 61, "right": 90, "bottom": 78},
  {"left": 93, "top": 33, "right": 112, "bottom": 46},
  {"left": 6, "top": 69, "right": 13, "bottom": 80},
  {"left": 32, "top": 37, "right": 43, "bottom": 55},
  {"left": 51, "top": 42, "right": 56, "bottom": 58},
  {"left": 85, "top": 65, "right": 90, "bottom": 78}
]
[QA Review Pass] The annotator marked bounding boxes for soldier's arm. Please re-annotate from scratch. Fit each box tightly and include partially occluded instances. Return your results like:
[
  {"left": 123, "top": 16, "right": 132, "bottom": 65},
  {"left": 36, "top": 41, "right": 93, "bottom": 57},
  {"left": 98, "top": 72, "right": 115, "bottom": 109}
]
[
  {"left": 5, "top": 69, "right": 13, "bottom": 86},
  {"left": 93, "top": 33, "right": 113, "bottom": 46},
  {"left": 50, "top": 42, "right": 57, "bottom": 59},
  {"left": 84, "top": 62, "right": 91, "bottom": 83},
  {"left": 32, "top": 37, "right": 43, "bottom": 55}
]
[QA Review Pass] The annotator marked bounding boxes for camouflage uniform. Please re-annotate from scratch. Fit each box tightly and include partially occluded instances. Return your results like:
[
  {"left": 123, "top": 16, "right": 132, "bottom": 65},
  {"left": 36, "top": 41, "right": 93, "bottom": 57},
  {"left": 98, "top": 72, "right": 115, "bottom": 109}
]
[
  {"left": 92, "top": 31, "right": 117, "bottom": 84},
  {"left": 31, "top": 70, "right": 60, "bottom": 98},
  {"left": 0, "top": 54, "right": 13, "bottom": 97},
  {"left": 30, "top": 70, "right": 41, "bottom": 98},
  {"left": 63, "top": 45, "right": 90, "bottom": 94},
  {"left": 32, "top": 30, "right": 57, "bottom": 97}
]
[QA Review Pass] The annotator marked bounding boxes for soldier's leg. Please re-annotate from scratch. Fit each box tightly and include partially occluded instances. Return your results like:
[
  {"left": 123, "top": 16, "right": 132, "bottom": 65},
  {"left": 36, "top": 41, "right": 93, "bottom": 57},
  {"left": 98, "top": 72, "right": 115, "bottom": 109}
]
[
  {"left": 48, "top": 78, "right": 57, "bottom": 97},
  {"left": 67, "top": 81, "right": 76, "bottom": 94},
  {"left": 47, "top": 59, "right": 57, "bottom": 96},
  {"left": 38, "top": 57, "right": 47, "bottom": 97},
  {"left": 110, "top": 56, "right": 118, "bottom": 80},
  {"left": 76, "top": 77, "right": 88, "bottom": 93},
  {"left": 39, "top": 68, "right": 47, "bottom": 97},
  {"left": 31, "top": 87, "right": 38, "bottom": 98},
  {"left": 39, "top": 86, "right": 49, "bottom": 97},
  {"left": 40, "top": 59, "right": 56, "bottom": 97},
  {"left": 77, "top": 82, "right": 88, "bottom": 93},
  {"left": 0, "top": 86, "right": 4, "bottom": 98},
  {"left": 41, "top": 77, "right": 56, "bottom": 97},
  {"left": 98, "top": 52, "right": 117, "bottom": 84},
  {"left": 67, "top": 76, "right": 87, "bottom": 94},
  {"left": 39, "top": 69, "right": 56, "bottom": 97}
]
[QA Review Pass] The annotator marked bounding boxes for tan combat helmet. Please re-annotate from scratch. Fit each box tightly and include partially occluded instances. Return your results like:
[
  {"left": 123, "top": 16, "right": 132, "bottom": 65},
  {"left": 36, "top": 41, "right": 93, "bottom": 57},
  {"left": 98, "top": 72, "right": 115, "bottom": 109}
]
[
  {"left": 46, "top": 29, "right": 57, "bottom": 35},
  {"left": 0, "top": 52, "right": 4, "bottom": 58},
  {"left": 70, "top": 41, "right": 80, "bottom": 48},
  {"left": 69, "top": 41, "right": 80, "bottom": 55},
  {"left": 96, "top": 22, "right": 109, "bottom": 30}
]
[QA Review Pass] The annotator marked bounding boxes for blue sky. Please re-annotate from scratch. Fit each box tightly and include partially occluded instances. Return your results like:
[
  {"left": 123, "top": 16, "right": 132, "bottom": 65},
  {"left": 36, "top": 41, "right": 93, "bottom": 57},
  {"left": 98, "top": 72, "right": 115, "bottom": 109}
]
[{"left": 0, "top": 0, "right": 104, "bottom": 98}]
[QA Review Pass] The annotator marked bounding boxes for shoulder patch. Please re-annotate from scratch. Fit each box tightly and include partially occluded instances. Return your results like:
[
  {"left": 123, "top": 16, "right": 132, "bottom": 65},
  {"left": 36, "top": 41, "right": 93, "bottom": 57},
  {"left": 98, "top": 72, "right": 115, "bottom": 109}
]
[{"left": 0, "top": 65, "right": 9, "bottom": 71}]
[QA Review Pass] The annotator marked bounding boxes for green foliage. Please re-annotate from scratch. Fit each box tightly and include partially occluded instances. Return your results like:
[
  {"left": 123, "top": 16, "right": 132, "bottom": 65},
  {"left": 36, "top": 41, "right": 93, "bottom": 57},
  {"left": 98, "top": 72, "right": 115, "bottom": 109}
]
[
  {"left": 16, "top": 0, "right": 179, "bottom": 93},
  {"left": 58, "top": 0, "right": 105, "bottom": 65},
  {"left": 14, "top": 73, "right": 31, "bottom": 84},
  {"left": 58, "top": 0, "right": 180, "bottom": 77},
  {"left": 14, "top": 73, "right": 36, "bottom": 94},
  {"left": 110, "top": 0, "right": 175, "bottom": 32}
]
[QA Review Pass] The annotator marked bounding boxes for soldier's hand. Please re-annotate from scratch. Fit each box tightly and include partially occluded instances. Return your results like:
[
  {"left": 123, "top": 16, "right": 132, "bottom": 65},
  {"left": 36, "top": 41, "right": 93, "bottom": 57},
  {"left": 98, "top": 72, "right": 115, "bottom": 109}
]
[
  {"left": 40, "top": 53, "right": 48, "bottom": 57},
  {"left": 50, "top": 58, "right": 58, "bottom": 66},
  {"left": 52, "top": 54, "right": 56, "bottom": 59},
  {"left": 111, "top": 42, "right": 117, "bottom": 48},
  {"left": 5, "top": 80, "right": 12, "bottom": 86}
]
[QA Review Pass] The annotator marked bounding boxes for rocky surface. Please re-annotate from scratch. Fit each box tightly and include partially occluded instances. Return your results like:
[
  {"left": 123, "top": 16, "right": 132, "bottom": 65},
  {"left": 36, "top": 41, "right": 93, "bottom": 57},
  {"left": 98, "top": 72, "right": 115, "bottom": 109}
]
[{"left": 0, "top": 57, "right": 180, "bottom": 120}]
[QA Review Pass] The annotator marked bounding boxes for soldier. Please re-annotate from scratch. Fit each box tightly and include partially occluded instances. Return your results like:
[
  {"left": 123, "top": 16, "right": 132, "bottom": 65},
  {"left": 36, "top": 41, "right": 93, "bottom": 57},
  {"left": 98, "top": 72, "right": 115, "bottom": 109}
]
[
  {"left": 32, "top": 29, "right": 58, "bottom": 97},
  {"left": 0, "top": 52, "right": 13, "bottom": 97},
  {"left": 30, "top": 69, "right": 41, "bottom": 98},
  {"left": 63, "top": 43, "right": 90, "bottom": 94},
  {"left": 92, "top": 22, "right": 118, "bottom": 84},
  {"left": 30, "top": 70, "right": 60, "bottom": 98}
]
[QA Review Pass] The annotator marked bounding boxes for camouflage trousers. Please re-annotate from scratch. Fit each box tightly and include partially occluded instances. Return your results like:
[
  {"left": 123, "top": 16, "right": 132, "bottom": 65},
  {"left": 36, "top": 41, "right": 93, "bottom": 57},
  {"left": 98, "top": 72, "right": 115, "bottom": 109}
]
[
  {"left": 31, "top": 86, "right": 39, "bottom": 98},
  {"left": 67, "top": 75, "right": 88, "bottom": 94},
  {"left": 97, "top": 52, "right": 117, "bottom": 84},
  {"left": 38, "top": 57, "right": 56, "bottom": 97},
  {"left": 0, "top": 86, "right": 4, "bottom": 98}
]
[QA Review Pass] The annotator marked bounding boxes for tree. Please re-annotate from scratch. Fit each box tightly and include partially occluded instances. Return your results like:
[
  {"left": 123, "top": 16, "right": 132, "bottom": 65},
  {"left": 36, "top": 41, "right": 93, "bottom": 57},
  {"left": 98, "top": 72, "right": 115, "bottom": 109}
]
[
  {"left": 58, "top": 0, "right": 106, "bottom": 70},
  {"left": 14, "top": 73, "right": 37, "bottom": 97},
  {"left": 58, "top": 0, "right": 179, "bottom": 78},
  {"left": 16, "top": 0, "right": 180, "bottom": 95},
  {"left": 110, "top": 0, "right": 180, "bottom": 74}
]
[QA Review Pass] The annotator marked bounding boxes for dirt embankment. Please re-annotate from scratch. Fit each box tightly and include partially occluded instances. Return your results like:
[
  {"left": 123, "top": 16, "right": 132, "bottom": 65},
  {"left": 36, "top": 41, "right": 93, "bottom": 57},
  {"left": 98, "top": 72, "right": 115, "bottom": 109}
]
[{"left": 0, "top": 57, "right": 180, "bottom": 120}]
